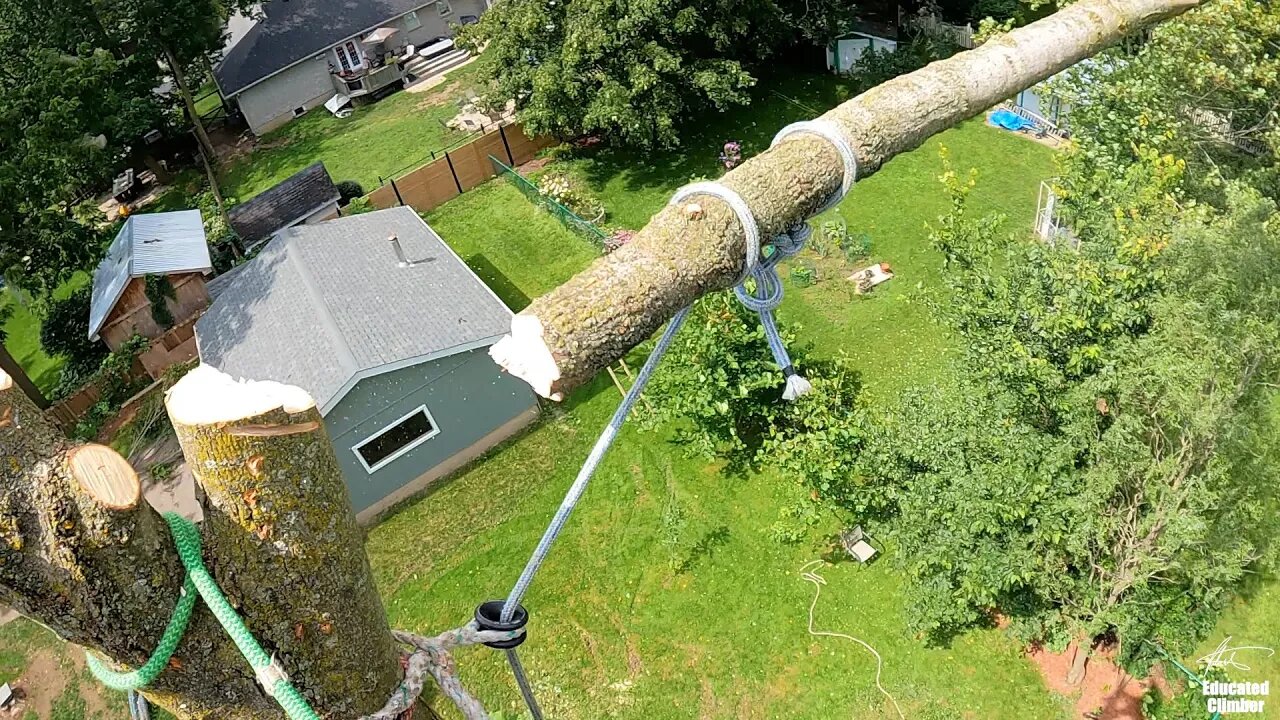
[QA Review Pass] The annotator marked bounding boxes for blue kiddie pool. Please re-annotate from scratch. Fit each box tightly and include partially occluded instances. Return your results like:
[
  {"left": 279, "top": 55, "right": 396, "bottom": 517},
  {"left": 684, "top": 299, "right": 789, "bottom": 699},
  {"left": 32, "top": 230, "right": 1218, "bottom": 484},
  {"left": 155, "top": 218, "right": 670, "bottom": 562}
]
[{"left": 989, "top": 108, "right": 1037, "bottom": 132}]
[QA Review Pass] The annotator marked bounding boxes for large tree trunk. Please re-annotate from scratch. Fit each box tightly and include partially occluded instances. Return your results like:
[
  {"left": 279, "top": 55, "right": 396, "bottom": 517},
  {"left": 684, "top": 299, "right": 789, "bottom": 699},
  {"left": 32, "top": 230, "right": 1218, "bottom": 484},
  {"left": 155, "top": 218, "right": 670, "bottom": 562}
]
[
  {"left": 166, "top": 366, "right": 401, "bottom": 716},
  {"left": 164, "top": 45, "right": 220, "bottom": 173},
  {"left": 0, "top": 344, "right": 47, "bottom": 409},
  {"left": 0, "top": 367, "right": 401, "bottom": 719},
  {"left": 1066, "top": 640, "right": 1091, "bottom": 685},
  {"left": 489, "top": 0, "right": 1205, "bottom": 400}
]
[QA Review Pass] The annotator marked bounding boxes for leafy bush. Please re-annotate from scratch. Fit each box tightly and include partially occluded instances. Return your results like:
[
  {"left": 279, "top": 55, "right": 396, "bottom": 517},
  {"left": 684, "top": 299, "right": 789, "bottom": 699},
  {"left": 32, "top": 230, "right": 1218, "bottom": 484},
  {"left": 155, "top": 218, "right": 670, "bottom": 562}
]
[
  {"left": 640, "top": 292, "right": 801, "bottom": 473},
  {"left": 70, "top": 334, "right": 150, "bottom": 440},
  {"left": 537, "top": 172, "right": 605, "bottom": 221},
  {"left": 346, "top": 197, "right": 376, "bottom": 215},
  {"left": 40, "top": 286, "right": 108, "bottom": 387},
  {"left": 336, "top": 180, "right": 365, "bottom": 205},
  {"left": 0, "top": 303, "right": 11, "bottom": 343},
  {"left": 144, "top": 274, "right": 175, "bottom": 328}
]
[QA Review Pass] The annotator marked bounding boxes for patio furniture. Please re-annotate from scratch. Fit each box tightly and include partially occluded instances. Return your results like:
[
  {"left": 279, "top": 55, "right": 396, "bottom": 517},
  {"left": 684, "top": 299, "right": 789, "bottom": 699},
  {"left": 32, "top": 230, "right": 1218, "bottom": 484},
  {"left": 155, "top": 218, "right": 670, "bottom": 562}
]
[
  {"left": 113, "top": 169, "right": 139, "bottom": 203},
  {"left": 840, "top": 526, "right": 878, "bottom": 563}
]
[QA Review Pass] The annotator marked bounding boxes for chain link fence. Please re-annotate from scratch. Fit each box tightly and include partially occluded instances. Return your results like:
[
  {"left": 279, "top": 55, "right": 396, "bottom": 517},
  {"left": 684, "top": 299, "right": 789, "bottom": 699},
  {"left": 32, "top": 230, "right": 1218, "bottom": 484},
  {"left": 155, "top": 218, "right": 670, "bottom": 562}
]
[{"left": 489, "top": 156, "right": 608, "bottom": 251}]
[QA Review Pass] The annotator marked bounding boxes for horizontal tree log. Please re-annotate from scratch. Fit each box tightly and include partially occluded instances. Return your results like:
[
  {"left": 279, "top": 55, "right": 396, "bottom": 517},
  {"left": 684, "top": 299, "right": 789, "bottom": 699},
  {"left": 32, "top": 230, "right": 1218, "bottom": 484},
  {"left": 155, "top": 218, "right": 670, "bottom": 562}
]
[{"left": 489, "top": 0, "right": 1204, "bottom": 400}]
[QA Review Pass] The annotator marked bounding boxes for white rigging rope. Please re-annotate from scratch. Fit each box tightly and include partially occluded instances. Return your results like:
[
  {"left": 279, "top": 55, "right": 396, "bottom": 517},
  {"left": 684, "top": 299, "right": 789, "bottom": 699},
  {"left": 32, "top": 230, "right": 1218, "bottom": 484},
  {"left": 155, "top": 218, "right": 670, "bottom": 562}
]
[{"left": 798, "top": 559, "right": 905, "bottom": 720}]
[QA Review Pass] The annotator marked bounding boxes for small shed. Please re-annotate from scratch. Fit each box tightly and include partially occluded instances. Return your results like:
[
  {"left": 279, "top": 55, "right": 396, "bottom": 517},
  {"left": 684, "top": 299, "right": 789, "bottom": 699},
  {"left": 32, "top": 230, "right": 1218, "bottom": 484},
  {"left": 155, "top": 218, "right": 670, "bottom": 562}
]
[
  {"left": 227, "top": 163, "right": 342, "bottom": 250},
  {"left": 827, "top": 23, "right": 899, "bottom": 74},
  {"left": 196, "top": 207, "right": 539, "bottom": 521},
  {"left": 89, "top": 210, "right": 213, "bottom": 352}
]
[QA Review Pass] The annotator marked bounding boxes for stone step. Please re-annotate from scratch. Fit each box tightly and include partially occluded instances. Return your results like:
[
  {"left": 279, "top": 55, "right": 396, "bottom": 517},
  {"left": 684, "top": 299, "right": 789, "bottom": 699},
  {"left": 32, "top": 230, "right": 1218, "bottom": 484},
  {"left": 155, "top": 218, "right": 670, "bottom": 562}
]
[{"left": 404, "top": 48, "right": 470, "bottom": 80}]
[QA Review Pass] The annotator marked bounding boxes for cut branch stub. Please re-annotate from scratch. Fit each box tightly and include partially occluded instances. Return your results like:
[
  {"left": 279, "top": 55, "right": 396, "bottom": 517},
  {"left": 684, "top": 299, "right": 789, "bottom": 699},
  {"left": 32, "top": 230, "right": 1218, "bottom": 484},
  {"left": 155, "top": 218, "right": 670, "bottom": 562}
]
[
  {"left": 0, "top": 368, "right": 278, "bottom": 719},
  {"left": 489, "top": 0, "right": 1204, "bottom": 400},
  {"left": 166, "top": 365, "right": 401, "bottom": 717}
]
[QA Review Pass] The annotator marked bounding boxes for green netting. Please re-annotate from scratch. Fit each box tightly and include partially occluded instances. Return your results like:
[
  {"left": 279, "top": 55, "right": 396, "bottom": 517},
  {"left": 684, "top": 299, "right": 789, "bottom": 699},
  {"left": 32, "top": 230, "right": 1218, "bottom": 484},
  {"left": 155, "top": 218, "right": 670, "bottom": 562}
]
[{"left": 489, "top": 156, "right": 608, "bottom": 251}]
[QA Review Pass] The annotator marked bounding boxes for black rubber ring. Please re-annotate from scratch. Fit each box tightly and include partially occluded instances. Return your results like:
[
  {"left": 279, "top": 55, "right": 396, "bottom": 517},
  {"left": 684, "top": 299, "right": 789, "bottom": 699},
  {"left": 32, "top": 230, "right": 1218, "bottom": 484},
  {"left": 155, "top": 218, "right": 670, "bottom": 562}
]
[{"left": 475, "top": 600, "right": 528, "bottom": 649}]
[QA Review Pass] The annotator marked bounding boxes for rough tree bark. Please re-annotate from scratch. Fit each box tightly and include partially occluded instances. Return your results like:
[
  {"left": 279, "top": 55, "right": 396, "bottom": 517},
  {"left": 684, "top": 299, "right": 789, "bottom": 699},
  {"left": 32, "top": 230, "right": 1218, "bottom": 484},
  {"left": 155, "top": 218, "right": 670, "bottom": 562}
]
[
  {"left": 0, "top": 369, "right": 276, "bottom": 717},
  {"left": 489, "top": 0, "right": 1205, "bottom": 401},
  {"left": 0, "top": 367, "right": 401, "bottom": 719},
  {"left": 166, "top": 366, "right": 401, "bottom": 716}
]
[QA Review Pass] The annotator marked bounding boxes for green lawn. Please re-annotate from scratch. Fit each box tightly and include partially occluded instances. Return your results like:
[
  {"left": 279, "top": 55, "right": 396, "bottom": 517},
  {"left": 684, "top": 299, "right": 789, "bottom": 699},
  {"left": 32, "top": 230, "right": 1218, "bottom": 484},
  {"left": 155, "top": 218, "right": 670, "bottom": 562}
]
[
  {"left": 1, "top": 273, "right": 89, "bottom": 395},
  {"left": 366, "top": 74, "right": 1072, "bottom": 719},
  {"left": 220, "top": 64, "right": 485, "bottom": 201}
]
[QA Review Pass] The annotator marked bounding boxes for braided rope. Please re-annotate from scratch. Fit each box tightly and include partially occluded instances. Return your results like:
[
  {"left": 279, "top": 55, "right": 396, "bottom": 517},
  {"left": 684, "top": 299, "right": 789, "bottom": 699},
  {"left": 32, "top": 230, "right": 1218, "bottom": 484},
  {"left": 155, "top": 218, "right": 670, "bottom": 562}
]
[
  {"left": 163, "top": 513, "right": 321, "bottom": 720},
  {"left": 495, "top": 121, "right": 862, "bottom": 718},
  {"left": 86, "top": 576, "right": 197, "bottom": 691}
]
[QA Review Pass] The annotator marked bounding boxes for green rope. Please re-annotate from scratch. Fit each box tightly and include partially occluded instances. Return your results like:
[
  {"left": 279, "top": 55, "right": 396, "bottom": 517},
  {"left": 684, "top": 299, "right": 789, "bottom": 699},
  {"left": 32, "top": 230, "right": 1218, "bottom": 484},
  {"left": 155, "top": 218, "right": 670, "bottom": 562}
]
[
  {"left": 87, "top": 513, "right": 321, "bottom": 720},
  {"left": 85, "top": 574, "right": 197, "bottom": 690}
]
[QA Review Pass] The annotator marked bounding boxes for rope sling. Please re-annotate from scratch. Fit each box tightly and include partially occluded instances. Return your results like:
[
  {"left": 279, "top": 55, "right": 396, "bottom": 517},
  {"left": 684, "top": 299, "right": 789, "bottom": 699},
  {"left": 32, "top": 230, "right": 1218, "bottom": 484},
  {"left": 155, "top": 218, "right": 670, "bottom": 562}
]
[{"left": 88, "top": 119, "right": 859, "bottom": 720}]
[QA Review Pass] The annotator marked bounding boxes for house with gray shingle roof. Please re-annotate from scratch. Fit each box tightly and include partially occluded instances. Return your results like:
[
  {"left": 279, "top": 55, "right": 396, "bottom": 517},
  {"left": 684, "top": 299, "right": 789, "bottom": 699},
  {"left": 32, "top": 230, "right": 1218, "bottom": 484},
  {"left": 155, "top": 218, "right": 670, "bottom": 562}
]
[
  {"left": 215, "top": 0, "right": 485, "bottom": 135},
  {"left": 227, "top": 163, "right": 341, "bottom": 250},
  {"left": 196, "top": 206, "right": 537, "bottom": 521}
]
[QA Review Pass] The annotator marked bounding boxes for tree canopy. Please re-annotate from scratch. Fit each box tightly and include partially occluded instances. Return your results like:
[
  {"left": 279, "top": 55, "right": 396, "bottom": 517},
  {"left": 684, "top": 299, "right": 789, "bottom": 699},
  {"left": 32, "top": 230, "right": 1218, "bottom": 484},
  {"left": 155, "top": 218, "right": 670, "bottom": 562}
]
[
  {"left": 459, "top": 0, "right": 857, "bottom": 148},
  {"left": 0, "top": 0, "right": 247, "bottom": 298}
]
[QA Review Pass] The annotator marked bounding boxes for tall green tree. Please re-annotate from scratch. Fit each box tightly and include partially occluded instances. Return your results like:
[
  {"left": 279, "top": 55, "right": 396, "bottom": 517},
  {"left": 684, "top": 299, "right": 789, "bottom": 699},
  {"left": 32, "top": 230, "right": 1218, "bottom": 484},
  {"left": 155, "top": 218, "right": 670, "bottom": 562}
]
[
  {"left": 854, "top": 174, "right": 1279, "bottom": 683},
  {"left": 0, "top": 0, "right": 168, "bottom": 296},
  {"left": 459, "top": 0, "right": 856, "bottom": 148},
  {"left": 1052, "top": 0, "right": 1280, "bottom": 218}
]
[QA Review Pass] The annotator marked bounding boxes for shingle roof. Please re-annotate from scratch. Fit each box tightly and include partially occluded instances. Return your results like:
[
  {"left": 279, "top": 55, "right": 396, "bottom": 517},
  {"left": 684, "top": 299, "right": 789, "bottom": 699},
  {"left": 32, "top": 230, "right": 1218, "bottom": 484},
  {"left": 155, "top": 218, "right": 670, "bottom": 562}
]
[
  {"left": 89, "top": 210, "right": 213, "bottom": 339},
  {"left": 227, "top": 163, "right": 341, "bottom": 247},
  {"left": 195, "top": 207, "right": 513, "bottom": 413},
  {"left": 215, "top": 0, "right": 431, "bottom": 97}
]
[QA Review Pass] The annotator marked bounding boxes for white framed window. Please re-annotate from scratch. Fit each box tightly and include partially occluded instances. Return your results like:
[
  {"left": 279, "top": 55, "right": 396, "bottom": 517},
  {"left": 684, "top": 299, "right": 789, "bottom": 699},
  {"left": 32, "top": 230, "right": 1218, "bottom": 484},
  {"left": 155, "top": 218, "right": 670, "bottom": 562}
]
[
  {"left": 438, "top": 0, "right": 453, "bottom": 18},
  {"left": 404, "top": 10, "right": 422, "bottom": 30},
  {"left": 335, "top": 45, "right": 353, "bottom": 71},
  {"left": 352, "top": 405, "right": 441, "bottom": 473}
]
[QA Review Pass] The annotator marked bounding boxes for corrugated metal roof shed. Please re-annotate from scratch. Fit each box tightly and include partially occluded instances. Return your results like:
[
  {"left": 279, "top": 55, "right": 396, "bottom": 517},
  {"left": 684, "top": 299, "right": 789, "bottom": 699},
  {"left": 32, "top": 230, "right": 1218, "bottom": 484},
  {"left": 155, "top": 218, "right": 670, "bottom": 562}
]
[
  {"left": 196, "top": 207, "right": 513, "bottom": 414},
  {"left": 88, "top": 210, "right": 213, "bottom": 340}
]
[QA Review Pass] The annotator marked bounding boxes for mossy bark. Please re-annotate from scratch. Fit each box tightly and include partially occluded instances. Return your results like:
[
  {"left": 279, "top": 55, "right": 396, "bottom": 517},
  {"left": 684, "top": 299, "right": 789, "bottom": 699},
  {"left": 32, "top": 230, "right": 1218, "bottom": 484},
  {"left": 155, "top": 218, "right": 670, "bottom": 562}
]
[
  {"left": 0, "top": 377, "right": 278, "bottom": 719},
  {"left": 495, "top": 0, "right": 1203, "bottom": 400},
  {"left": 170, "top": 403, "right": 401, "bottom": 718}
]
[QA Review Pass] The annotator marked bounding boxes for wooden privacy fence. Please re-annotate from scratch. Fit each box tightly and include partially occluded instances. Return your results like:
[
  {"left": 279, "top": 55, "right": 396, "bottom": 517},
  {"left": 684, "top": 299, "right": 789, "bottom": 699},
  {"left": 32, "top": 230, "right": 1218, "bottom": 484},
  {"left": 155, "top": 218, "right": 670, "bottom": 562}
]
[
  {"left": 45, "top": 317, "right": 201, "bottom": 433},
  {"left": 366, "top": 123, "right": 558, "bottom": 213}
]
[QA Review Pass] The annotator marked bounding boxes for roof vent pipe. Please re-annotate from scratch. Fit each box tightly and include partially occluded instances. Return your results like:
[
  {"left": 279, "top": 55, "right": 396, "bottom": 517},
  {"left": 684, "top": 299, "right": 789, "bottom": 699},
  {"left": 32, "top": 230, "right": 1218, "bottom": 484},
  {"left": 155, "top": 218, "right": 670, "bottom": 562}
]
[{"left": 388, "top": 233, "right": 409, "bottom": 267}]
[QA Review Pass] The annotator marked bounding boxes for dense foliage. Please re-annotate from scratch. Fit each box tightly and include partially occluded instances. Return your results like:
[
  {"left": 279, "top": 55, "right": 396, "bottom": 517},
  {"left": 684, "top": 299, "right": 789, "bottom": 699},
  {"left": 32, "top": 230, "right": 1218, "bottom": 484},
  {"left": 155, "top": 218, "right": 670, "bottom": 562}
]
[
  {"left": 458, "top": 0, "right": 856, "bottom": 147},
  {"left": 144, "top": 274, "right": 176, "bottom": 328},
  {"left": 860, "top": 179, "right": 1278, "bottom": 676},
  {"left": 640, "top": 293, "right": 800, "bottom": 471},
  {"left": 39, "top": 286, "right": 108, "bottom": 391},
  {"left": 0, "top": 0, "right": 253, "bottom": 298}
]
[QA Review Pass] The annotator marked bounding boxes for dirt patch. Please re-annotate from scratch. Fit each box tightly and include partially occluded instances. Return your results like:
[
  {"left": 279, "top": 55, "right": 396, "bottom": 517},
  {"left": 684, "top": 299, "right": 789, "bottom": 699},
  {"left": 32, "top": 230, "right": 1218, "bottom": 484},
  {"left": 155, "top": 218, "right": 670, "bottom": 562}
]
[
  {"left": 13, "top": 649, "right": 66, "bottom": 719},
  {"left": 414, "top": 79, "right": 470, "bottom": 108},
  {"left": 625, "top": 635, "right": 644, "bottom": 678},
  {"left": 698, "top": 677, "right": 721, "bottom": 720},
  {"left": 1028, "top": 642, "right": 1165, "bottom": 720},
  {"left": 517, "top": 157, "right": 552, "bottom": 174},
  {"left": 69, "top": 654, "right": 111, "bottom": 719}
]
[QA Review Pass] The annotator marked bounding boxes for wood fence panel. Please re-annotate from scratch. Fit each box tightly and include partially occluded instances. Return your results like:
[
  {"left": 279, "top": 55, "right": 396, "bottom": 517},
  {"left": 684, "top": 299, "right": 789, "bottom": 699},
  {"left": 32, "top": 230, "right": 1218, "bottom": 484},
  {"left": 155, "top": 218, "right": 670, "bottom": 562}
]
[
  {"left": 396, "top": 159, "right": 461, "bottom": 212},
  {"left": 367, "top": 184, "right": 400, "bottom": 210},
  {"left": 505, "top": 125, "right": 557, "bottom": 165},
  {"left": 451, "top": 132, "right": 506, "bottom": 191}
]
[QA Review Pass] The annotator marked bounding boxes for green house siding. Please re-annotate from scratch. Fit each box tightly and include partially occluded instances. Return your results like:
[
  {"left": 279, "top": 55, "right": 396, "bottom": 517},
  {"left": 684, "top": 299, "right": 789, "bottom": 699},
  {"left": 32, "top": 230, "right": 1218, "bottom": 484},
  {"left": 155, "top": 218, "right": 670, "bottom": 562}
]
[{"left": 324, "top": 348, "right": 538, "bottom": 514}]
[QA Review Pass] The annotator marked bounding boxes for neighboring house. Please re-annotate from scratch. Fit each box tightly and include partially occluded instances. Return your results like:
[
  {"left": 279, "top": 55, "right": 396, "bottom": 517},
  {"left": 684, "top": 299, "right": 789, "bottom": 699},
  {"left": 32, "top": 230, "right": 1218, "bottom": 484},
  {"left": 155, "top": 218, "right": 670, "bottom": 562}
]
[
  {"left": 89, "top": 210, "right": 214, "bottom": 354},
  {"left": 827, "top": 22, "right": 899, "bottom": 75},
  {"left": 215, "top": 0, "right": 486, "bottom": 135},
  {"left": 228, "top": 163, "right": 342, "bottom": 250},
  {"left": 196, "top": 207, "right": 538, "bottom": 522}
]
